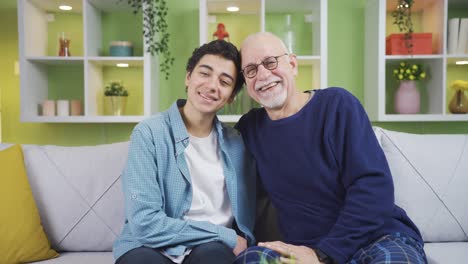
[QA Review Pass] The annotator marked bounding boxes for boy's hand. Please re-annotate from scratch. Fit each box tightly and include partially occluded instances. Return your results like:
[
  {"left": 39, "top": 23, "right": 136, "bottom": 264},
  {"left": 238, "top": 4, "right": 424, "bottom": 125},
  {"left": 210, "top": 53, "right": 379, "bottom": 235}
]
[{"left": 233, "top": 236, "right": 248, "bottom": 256}]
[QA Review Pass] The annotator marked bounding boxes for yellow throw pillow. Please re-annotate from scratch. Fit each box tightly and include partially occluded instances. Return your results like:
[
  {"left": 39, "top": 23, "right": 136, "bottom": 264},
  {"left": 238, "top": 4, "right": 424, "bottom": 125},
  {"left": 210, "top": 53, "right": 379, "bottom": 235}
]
[{"left": 0, "top": 145, "right": 58, "bottom": 263}]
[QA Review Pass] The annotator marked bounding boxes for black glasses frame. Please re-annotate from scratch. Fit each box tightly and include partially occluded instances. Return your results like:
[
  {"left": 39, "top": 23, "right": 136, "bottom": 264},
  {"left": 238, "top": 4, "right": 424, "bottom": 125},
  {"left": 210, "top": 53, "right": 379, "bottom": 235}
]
[{"left": 241, "top": 53, "right": 288, "bottom": 78}]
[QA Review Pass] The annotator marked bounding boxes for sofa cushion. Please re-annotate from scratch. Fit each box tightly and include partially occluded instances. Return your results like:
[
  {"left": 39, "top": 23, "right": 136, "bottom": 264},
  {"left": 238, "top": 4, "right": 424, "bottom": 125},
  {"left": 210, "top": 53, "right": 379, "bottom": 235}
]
[
  {"left": 424, "top": 242, "right": 468, "bottom": 264},
  {"left": 0, "top": 144, "right": 58, "bottom": 263},
  {"left": 27, "top": 252, "right": 113, "bottom": 264},
  {"left": 21, "top": 142, "right": 129, "bottom": 251},
  {"left": 373, "top": 127, "right": 468, "bottom": 242}
]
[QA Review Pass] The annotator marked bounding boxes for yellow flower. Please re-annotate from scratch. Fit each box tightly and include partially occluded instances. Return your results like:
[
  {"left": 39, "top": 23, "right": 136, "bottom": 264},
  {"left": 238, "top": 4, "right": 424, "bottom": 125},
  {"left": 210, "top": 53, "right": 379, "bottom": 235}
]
[
  {"left": 392, "top": 61, "right": 427, "bottom": 81},
  {"left": 450, "top": 80, "right": 468, "bottom": 91}
]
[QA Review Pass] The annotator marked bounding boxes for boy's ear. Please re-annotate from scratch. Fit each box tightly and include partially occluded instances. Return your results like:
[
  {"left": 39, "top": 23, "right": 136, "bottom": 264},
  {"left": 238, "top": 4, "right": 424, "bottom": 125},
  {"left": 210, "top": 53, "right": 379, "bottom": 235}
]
[{"left": 185, "top": 72, "right": 191, "bottom": 87}]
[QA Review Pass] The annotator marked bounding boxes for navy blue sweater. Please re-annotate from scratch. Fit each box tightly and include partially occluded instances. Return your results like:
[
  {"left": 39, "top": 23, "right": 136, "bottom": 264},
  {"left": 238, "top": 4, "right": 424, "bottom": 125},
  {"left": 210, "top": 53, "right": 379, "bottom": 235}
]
[{"left": 237, "top": 88, "right": 422, "bottom": 263}]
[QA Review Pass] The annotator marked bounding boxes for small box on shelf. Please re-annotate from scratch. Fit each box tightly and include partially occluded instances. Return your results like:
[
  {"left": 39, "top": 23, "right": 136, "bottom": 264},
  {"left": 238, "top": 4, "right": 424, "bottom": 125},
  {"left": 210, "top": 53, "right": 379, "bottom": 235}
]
[{"left": 386, "top": 33, "right": 433, "bottom": 55}]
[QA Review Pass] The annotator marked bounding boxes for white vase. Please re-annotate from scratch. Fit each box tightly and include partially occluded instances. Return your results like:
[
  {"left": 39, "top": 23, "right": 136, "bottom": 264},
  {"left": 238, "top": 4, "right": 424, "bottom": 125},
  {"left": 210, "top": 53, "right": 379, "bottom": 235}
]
[
  {"left": 57, "top": 100, "right": 70, "bottom": 116},
  {"left": 105, "top": 96, "right": 127, "bottom": 116},
  {"left": 394, "top": 80, "right": 420, "bottom": 114}
]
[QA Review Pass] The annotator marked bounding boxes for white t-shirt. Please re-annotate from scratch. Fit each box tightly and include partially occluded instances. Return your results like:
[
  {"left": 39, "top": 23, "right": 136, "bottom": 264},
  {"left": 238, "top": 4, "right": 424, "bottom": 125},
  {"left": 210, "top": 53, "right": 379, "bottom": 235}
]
[{"left": 162, "top": 128, "right": 233, "bottom": 263}]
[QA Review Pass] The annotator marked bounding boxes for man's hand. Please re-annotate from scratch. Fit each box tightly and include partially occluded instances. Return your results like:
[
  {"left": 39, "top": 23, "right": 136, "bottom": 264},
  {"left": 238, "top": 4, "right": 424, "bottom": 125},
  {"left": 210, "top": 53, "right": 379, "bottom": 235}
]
[
  {"left": 258, "top": 241, "right": 320, "bottom": 264},
  {"left": 233, "top": 236, "right": 248, "bottom": 256}
]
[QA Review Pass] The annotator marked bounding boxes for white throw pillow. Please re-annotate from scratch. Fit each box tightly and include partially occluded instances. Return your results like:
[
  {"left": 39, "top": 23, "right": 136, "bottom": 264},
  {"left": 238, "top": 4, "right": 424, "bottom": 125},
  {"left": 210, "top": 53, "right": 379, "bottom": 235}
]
[
  {"left": 22, "top": 142, "right": 129, "bottom": 251},
  {"left": 373, "top": 127, "right": 468, "bottom": 242}
]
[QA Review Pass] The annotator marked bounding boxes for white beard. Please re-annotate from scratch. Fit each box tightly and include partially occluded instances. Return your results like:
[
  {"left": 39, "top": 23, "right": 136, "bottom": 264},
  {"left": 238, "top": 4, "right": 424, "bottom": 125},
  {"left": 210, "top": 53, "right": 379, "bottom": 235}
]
[{"left": 257, "top": 86, "right": 287, "bottom": 109}]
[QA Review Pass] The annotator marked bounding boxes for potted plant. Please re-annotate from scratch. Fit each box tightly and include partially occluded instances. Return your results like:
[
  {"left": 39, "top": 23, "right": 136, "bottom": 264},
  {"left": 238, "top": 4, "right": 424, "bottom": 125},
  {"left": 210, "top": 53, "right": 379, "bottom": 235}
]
[
  {"left": 104, "top": 81, "right": 128, "bottom": 116},
  {"left": 391, "top": 0, "right": 415, "bottom": 53},
  {"left": 392, "top": 61, "right": 427, "bottom": 114},
  {"left": 119, "top": 0, "right": 174, "bottom": 80}
]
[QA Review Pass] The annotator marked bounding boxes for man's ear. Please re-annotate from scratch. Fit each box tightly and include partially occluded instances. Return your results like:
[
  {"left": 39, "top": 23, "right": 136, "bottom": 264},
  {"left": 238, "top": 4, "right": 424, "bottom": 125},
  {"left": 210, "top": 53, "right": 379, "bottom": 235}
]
[{"left": 288, "top": 54, "right": 299, "bottom": 76}]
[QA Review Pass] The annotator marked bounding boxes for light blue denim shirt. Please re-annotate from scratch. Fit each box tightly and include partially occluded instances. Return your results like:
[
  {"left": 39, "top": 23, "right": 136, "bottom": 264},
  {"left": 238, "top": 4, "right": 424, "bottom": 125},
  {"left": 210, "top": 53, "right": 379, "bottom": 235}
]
[{"left": 113, "top": 100, "right": 256, "bottom": 261}]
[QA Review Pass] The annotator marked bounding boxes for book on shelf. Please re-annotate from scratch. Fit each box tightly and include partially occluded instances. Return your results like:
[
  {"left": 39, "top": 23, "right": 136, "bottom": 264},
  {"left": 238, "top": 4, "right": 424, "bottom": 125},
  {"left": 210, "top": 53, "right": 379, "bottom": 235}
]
[
  {"left": 458, "top": 18, "right": 468, "bottom": 54},
  {"left": 448, "top": 17, "right": 468, "bottom": 55},
  {"left": 448, "top": 18, "right": 459, "bottom": 54}
]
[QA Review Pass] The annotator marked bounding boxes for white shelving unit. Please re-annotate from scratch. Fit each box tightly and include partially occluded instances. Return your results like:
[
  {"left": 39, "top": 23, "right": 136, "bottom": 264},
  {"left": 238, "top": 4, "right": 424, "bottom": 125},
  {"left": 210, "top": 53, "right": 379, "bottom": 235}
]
[
  {"left": 199, "top": 0, "right": 327, "bottom": 122},
  {"left": 17, "top": 0, "right": 159, "bottom": 123},
  {"left": 364, "top": 0, "right": 468, "bottom": 121}
]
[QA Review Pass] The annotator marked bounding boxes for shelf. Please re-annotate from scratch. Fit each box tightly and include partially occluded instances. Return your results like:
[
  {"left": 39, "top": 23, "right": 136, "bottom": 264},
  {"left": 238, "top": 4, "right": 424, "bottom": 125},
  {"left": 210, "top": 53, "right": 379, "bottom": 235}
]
[
  {"left": 21, "top": 115, "right": 147, "bottom": 123},
  {"left": 377, "top": 114, "right": 468, "bottom": 122},
  {"left": 26, "top": 56, "right": 85, "bottom": 64},
  {"left": 364, "top": 0, "right": 468, "bottom": 121},
  {"left": 385, "top": 55, "right": 444, "bottom": 60},
  {"left": 87, "top": 56, "right": 144, "bottom": 66},
  {"left": 297, "top": 55, "right": 321, "bottom": 63},
  {"left": 199, "top": 0, "right": 327, "bottom": 122},
  {"left": 18, "top": 0, "right": 158, "bottom": 123}
]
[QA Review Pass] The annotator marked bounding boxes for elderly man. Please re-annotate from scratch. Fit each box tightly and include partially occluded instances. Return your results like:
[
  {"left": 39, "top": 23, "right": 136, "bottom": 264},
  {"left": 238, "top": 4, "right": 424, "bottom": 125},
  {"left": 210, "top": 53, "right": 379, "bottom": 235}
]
[{"left": 233, "top": 32, "right": 427, "bottom": 264}]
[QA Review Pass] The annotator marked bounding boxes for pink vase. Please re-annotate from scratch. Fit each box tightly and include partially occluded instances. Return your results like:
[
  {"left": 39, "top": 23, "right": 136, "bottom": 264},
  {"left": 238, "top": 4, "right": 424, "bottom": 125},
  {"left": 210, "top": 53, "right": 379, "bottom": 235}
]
[{"left": 394, "top": 80, "right": 420, "bottom": 114}]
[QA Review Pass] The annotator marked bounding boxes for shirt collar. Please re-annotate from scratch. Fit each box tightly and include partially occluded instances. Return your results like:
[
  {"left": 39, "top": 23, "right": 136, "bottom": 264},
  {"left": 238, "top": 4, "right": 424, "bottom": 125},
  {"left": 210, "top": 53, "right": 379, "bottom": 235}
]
[{"left": 168, "top": 99, "right": 225, "bottom": 145}]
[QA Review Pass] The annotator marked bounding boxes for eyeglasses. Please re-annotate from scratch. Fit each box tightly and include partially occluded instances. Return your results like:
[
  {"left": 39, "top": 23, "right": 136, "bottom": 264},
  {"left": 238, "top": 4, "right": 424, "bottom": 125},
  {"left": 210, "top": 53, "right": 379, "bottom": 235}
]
[{"left": 241, "top": 53, "right": 288, "bottom": 79}]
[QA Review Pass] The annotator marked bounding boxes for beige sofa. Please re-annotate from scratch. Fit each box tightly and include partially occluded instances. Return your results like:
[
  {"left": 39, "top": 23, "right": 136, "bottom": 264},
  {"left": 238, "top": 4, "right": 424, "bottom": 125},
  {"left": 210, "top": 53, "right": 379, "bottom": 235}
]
[{"left": 1, "top": 127, "right": 467, "bottom": 263}]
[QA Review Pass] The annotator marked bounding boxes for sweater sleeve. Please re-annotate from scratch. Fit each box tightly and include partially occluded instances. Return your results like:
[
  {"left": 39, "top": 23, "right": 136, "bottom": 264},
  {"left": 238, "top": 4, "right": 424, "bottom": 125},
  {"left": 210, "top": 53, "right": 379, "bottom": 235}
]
[
  {"left": 122, "top": 125, "right": 238, "bottom": 252},
  {"left": 316, "top": 90, "right": 395, "bottom": 263}
]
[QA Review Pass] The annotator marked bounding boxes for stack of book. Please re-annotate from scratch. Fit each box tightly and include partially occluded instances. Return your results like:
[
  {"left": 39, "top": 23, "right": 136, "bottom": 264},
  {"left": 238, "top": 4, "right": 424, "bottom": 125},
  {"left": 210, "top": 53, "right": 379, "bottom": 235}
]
[{"left": 448, "top": 18, "right": 468, "bottom": 55}]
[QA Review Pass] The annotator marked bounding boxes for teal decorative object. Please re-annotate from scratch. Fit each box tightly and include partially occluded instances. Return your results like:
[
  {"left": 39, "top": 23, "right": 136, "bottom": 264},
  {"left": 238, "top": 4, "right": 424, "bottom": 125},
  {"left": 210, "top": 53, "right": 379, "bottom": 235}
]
[{"left": 109, "top": 41, "right": 133, "bottom": 56}]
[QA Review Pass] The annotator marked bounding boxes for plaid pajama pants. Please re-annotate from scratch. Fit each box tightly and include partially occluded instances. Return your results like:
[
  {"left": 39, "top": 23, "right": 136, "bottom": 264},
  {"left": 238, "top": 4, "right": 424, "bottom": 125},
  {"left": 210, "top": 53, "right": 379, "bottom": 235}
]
[
  {"left": 348, "top": 232, "right": 427, "bottom": 264},
  {"left": 233, "top": 233, "right": 427, "bottom": 264}
]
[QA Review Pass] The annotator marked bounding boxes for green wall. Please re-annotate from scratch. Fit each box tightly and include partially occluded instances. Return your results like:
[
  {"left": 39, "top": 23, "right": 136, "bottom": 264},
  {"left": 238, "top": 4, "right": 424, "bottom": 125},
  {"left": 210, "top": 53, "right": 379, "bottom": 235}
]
[{"left": 1, "top": 0, "right": 468, "bottom": 146}]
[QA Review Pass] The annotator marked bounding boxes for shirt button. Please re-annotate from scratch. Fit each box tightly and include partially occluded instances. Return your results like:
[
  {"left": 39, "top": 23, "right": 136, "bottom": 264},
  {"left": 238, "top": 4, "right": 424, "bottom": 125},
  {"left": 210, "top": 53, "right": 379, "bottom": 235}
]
[{"left": 131, "top": 194, "right": 137, "bottom": 199}]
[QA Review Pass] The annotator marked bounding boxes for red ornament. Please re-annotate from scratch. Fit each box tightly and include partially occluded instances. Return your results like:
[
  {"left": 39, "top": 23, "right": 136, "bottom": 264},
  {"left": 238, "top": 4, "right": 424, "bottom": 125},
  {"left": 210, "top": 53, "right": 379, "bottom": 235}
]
[{"left": 213, "top": 23, "right": 230, "bottom": 41}]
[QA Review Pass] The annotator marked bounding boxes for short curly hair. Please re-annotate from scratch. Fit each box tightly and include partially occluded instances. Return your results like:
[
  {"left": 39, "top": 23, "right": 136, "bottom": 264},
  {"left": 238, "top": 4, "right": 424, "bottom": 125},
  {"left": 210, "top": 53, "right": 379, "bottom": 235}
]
[{"left": 186, "top": 40, "right": 244, "bottom": 97}]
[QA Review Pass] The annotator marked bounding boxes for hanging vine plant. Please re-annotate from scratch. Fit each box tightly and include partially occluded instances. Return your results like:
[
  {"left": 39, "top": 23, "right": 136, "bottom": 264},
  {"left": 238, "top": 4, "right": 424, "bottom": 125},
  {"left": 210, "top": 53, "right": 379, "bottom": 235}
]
[
  {"left": 120, "top": 0, "right": 174, "bottom": 80},
  {"left": 391, "top": 0, "right": 415, "bottom": 54}
]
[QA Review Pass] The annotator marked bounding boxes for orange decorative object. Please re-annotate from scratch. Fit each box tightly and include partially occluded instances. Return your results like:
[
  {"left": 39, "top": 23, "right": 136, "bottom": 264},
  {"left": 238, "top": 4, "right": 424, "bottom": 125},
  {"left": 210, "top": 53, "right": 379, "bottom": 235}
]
[
  {"left": 58, "top": 32, "right": 71, "bottom": 57},
  {"left": 386, "top": 33, "right": 432, "bottom": 55},
  {"left": 213, "top": 23, "right": 230, "bottom": 41}
]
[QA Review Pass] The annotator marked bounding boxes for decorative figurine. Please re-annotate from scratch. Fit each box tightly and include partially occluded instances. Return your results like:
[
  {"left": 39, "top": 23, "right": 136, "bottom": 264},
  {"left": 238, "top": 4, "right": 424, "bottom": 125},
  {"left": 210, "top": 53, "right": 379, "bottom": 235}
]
[{"left": 213, "top": 23, "right": 230, "bottom": 41}]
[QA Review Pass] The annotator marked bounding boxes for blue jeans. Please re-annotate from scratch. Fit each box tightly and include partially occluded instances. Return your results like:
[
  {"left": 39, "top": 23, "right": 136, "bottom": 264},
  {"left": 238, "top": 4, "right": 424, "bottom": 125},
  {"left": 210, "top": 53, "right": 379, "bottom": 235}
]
[{"left": 116, "top": 241, "right": 235, "bottom": 264}]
